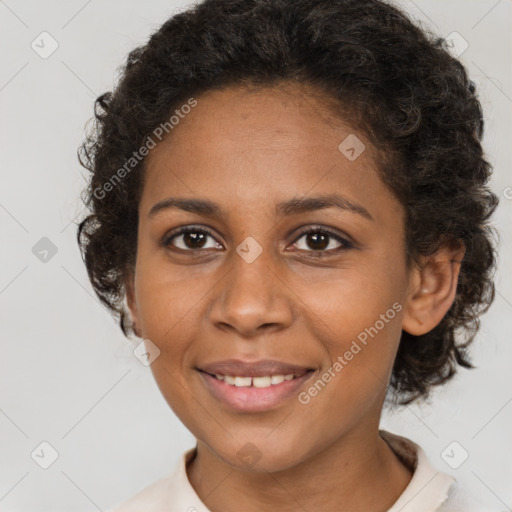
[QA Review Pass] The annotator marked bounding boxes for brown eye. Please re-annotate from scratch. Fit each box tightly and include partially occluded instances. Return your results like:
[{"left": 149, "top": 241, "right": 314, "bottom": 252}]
[
  {"left": 162, "top": 227, "right": 223, "bottom": 251},
  {"left": 291, "top": 227, "right": 352, "bottom": 256}
]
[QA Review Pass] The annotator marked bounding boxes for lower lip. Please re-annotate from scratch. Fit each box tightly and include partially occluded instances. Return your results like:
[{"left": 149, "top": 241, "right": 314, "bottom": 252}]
[{"left": 198, "top": 371, "right": 314, "bottom": 413}]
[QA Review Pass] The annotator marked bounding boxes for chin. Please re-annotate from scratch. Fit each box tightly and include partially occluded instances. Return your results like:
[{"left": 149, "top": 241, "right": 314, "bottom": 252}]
[{"left": 208, "top": 432, "right": 313, "bottom": 473}]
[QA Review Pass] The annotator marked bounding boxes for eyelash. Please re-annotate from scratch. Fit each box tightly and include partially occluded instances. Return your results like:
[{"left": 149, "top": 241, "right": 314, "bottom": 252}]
[{"left": 161, "top": 224, "right": 353, "bottom": 257}]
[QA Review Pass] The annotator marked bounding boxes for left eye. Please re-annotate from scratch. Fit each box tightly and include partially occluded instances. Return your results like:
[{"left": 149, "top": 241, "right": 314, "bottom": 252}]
[{"left": 291, "top": 228, "right": 351, "bottom": 254}]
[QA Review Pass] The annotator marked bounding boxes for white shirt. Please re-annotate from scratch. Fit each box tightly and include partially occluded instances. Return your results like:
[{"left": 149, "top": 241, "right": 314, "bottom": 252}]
[{"left": 109, "top": 430, "right": 495, "bottom": 511}]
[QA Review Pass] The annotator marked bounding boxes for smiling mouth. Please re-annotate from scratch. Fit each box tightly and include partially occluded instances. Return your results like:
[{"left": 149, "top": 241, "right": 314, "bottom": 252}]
[
  {"left": 196, "top": 362, "right": 316, "bottom": 412},
  {"left": 200, "top": 371, "right": 310, "bottom": 388}
]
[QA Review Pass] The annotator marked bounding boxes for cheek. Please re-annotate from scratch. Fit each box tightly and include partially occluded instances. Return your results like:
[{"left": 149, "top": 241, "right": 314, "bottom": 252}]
[
  {"left": 303, "top": 256, "right": 406, "bottom": 336},
  {"left": 295, "top": 257, "right": 407, "bottom": 391},
  {"left": 134, "top": 250, "right": 208, "bottom": 340},
  {"left": 133, "top": 257, "right": 208, "bottom": 414},
  {"left": 296, "top": 286, "right": 404, "bottom": 433}
]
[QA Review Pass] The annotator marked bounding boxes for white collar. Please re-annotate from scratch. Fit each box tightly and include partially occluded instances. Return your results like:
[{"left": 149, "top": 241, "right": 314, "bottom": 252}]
[{"left": 380, "top": 430, "right": 455, "bottom": 512}]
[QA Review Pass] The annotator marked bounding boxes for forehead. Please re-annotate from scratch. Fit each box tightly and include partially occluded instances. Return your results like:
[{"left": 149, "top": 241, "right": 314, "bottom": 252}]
[{"left": 148, "top": 82, "right": 364, "bottom": 159}]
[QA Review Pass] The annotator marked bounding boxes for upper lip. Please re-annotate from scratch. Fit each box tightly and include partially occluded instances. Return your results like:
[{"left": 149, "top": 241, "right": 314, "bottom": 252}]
[{"left": 198, "top": 359, "right": 313, "bottom": 378}]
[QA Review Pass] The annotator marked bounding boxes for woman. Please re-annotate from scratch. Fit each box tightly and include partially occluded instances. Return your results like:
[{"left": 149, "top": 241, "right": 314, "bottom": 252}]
[{"left": 77, "top": 0, "right": 498, "bottom": 510}]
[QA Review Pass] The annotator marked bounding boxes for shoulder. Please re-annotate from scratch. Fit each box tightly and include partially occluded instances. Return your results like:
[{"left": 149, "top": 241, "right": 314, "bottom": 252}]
[{"left": 380, "top": 430, "right": 501, "bottom": 512}]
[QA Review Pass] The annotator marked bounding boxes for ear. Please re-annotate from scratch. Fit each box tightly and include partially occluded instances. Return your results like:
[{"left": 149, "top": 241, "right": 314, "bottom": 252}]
[
  {"left": 402, "top": 242, "right": 465, "bottom": 336},
  {"left": 125, "top": 275, "right": 142, "bottom": 338}
]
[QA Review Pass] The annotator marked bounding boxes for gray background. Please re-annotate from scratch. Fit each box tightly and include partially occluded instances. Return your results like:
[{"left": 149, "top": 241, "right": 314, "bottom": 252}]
[{"left": 0, "top": 0, "right": 511, "bottom": 510}]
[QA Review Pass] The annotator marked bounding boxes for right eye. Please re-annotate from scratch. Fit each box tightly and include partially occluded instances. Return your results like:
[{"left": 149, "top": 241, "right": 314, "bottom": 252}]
[{"left": 161, "top": 226, "right": 224, "bottom": 252}]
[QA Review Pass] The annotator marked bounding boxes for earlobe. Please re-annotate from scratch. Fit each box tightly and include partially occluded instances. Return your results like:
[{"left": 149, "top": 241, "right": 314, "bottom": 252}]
[
  {"left": 125, "top": 277, "right": 141, "bottom": 337},
  {"left": 402, "top": 243, "right": 465, "bottom": 336}
]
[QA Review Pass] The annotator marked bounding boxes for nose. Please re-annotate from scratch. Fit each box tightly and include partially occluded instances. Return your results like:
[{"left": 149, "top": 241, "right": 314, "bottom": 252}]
[{"left": 208, "top": 243, "right": 294, "bottom": 338}]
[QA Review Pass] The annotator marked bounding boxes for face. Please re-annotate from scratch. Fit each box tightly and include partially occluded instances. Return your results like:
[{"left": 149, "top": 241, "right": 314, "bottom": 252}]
[{"left": 127, "top": 82, "right": 414, "bottom": 472}]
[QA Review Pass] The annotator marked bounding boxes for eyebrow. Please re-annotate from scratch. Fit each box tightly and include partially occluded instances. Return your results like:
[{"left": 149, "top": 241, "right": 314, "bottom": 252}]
[{"left": 148, "top": 194, "right": 374, "bottom": 221}]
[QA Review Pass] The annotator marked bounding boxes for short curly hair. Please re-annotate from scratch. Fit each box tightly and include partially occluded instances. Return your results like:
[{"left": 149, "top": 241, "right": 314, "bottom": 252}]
[{"left": 77, "top": 0, "right": 498, "bottom": 404}]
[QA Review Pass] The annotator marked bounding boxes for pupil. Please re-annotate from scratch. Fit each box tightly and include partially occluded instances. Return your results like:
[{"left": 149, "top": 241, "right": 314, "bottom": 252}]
[
  {"left": 185, "top": 232, "right": 206, "bottom": 248},
  {"left": 308, "top": 232, "right": 328, "bottom": 250}
]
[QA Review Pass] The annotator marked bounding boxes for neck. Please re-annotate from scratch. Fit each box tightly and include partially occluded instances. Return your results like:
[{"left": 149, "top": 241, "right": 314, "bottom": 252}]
[{"left": 187, "top": 426, "right": 412, "bottom": 512}]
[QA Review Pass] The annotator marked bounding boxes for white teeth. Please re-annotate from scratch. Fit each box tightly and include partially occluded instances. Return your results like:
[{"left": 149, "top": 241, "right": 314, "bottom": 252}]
[
  {"left": 253, "top": 376, "right": 272, "bottom": 388},
  {"left": 213, "top": 373, "right": 301, "bottom": 388},
  {"left": 224, "top": 375, "right": 236, "bottom": 385},
  {"left": 234, "top": 376, "right": 252, "bottom": 387}
]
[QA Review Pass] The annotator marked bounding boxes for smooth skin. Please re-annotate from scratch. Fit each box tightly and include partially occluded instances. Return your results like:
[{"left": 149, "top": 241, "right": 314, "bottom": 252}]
[{"left": 126, "top": 81, "right": 464, "bottom": 512}]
